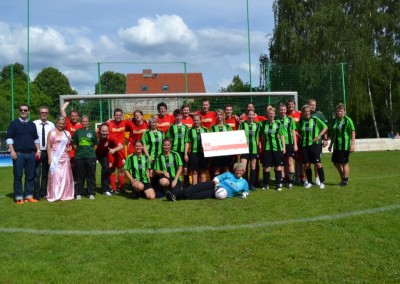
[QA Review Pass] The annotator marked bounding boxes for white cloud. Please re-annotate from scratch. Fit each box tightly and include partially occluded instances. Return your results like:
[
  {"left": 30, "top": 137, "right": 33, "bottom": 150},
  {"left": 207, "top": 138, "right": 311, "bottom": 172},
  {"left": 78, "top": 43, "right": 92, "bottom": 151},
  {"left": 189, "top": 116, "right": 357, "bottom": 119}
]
[{"left": 118, "top": 14, "right": 197, "bottom": 55}]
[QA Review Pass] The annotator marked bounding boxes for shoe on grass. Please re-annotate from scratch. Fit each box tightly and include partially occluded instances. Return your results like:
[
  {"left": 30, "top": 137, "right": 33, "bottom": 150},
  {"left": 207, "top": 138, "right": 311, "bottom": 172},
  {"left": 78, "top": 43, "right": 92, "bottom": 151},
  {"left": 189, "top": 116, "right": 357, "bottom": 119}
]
[
  {"left": 75, "top": 195, "right": 82, "bottom": 200},
  {"left": 16, "top": 199, "right": 25, "bottom": 205},
  {"left": 89, "top": 195, "right": 95, "bottom": 200},
  {"left": 25, "top": 198, "right": 38, "bottom": 203},
  {"left": 165, "top": 191, "right": 176, "bottom": 202}
]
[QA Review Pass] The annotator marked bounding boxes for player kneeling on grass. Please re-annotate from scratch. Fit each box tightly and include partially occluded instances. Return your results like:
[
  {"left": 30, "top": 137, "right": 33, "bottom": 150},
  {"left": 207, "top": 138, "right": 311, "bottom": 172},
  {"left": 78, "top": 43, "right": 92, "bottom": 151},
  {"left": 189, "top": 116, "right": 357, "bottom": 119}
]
[
  {"left": 165, "top": 162, "right": 249, "bottom": 201},
  {"left": 124, "top": 139, "right": 156, "bottom": 200}
]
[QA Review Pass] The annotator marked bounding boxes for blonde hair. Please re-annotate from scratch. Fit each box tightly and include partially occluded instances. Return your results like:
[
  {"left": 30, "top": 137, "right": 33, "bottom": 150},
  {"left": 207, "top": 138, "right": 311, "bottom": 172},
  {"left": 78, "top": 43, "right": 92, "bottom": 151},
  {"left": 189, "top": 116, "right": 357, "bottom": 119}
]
[{"left": 233, "top": 162, "right": 245, "bottom": 171}]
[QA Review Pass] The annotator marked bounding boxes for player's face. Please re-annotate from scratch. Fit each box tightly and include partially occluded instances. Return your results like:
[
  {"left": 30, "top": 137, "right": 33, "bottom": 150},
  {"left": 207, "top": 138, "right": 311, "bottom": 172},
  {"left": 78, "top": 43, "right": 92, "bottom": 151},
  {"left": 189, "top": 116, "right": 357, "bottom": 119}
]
[
  {"left": 159, "top": 106, "right": 167, "bottom": 116},
  {"left": 247, "top": 111, "right": 255, "bottom": 122},
  {"left": 82, "top": 117, "right": 89, "bottom": 128},
  {"left": 134, "top": 142, "right": 143, "bottom": 154},
  {"left": 225, "top": 107, "right": 233, "bottom": 117},
  {"left": 216, "top": 112, "right": 224, "bottom": 123},
  {"left": 279, "top": 106, "right": 287, "bottom": 117},
  {"left": 309, "top": 101, "right": 317, "bottom": 112},
  {"left": 134, "top": 112, "right": 143, "bottom": 122},
  {"left": 234, "top": 167, "right": 244, "bottom": 178},
  {"left": 182, "top": 107, "right": 190, "bottom": 117},
  {"left": 174, "top": 114, "right": 182, "bottom": 124},
  {"left": 162, "top": 141, "right": 171, "bottom": 153},
  {"left": 302, "top": 108, "right": 311, "bottom": 119},
  {"left": 19, "top": 106, "right": 30, "bottom": 119},
  {"left": 287, "top": 102, "right": 295, "bottom": 112},
  {"left": 56, "top": 119, "right": 65, "bottom": 131},
  {"left": 114, "top": 111, "right": 123, "bottom": 122},
  {"left": 100, "top": 126, "right": 109, "bottom": 139},
  {"left": 201, "top": 101, "right": 210, "bottom": 112},
  {"left": 267, "top": 110, "right": 275, "bottom": 121},
  {"left": 193, "top": 116, "right": 201, "bottom": 128},
  {"left": 336, "top": 108, "right": 345, "bottom": 118},
  {"left": 70, "top": 111, "right": 79, "bottom": 123},
  {"left": 150, "top": 120, "right": 158, "bottom": 129}
]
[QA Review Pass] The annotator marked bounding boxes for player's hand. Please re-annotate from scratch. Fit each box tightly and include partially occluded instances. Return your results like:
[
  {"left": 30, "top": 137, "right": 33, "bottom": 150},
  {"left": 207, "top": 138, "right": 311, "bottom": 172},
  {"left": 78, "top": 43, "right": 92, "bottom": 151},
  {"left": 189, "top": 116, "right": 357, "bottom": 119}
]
[
  {"left": 184, "top": 154, "right": 189, "bottom": 163},
  {"left": 171, "top": 180, "right": 177, "bottom": 188},
  {"left": 239, "top": 192, "right": 249, "bottom": 199},
  {"left": 322, "top": 140, "right": 328, "bottom": 148}
]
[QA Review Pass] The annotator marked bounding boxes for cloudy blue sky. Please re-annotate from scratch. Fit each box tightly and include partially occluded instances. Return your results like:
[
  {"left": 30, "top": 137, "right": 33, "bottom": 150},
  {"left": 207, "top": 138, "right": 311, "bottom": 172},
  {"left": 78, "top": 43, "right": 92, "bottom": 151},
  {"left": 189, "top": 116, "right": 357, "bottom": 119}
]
[{"left": 0, "top": 0, "right": 275, "bottom": 93}]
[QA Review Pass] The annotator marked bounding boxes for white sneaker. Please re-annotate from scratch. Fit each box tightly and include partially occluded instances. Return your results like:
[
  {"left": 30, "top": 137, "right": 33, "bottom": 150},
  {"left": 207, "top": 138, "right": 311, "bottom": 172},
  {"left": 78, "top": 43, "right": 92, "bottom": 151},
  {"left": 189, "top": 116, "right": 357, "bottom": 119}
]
[
  {"left": 304, "top": 182, "right": 312, "bottom": 189},
  {"left": 89, "top": 195, "right": 95, "bottom": 200},
  {"left": 261, "top": 184, "right": 269, "bottom": 190},
  {"left": 276, "top": 186, "right": 282, "bottom": 191},
  {"left": 319, "top": 183, "right": 325, "bottom": 189},
  {"left": 288, "top": 183, "right": 294, "bottom": 189},
  {"left": 315, "top": 177, "right": 321, "bottom": 186},
  {"left": 75, "top": 195, "right": 82, "bottom": 200},
  {"left": 104, "top": 191, "right": 112, "bottom": 196}
]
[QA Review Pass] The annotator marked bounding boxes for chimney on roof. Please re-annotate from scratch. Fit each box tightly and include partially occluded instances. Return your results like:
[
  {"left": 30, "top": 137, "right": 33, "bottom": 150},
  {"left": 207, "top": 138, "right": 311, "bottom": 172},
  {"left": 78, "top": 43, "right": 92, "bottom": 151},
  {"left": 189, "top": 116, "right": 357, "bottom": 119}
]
[{"left": 143, "top": 69, "right": 152, "bottom": 78}]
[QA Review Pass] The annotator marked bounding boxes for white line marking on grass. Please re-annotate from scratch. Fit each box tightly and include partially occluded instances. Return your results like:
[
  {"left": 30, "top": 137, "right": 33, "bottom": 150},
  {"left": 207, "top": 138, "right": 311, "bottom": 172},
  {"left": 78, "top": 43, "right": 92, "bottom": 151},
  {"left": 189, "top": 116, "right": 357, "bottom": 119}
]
[{"left": 1, "top": 204, "right": 399, "bottom": 236}]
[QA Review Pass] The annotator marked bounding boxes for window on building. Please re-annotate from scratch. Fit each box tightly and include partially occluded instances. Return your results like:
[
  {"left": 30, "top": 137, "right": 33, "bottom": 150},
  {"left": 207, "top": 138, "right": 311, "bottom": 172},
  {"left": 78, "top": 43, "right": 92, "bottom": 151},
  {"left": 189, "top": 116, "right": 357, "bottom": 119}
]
[
  {"left": 162, "top": 85, "right": 169, "bottom": 91},
  {"left": 141, "top": 85, "right": 148, "bottom": 92}
]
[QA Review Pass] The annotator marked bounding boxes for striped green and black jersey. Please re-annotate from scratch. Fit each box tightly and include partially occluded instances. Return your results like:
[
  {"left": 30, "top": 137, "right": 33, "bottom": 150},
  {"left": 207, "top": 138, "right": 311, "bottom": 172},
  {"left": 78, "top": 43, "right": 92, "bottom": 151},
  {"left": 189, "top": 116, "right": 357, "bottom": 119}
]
[
  {"left": 185, "top": 126, "right": 208, "bottom": 153},
  {"left": 124, "top": 154, "right": 151, "bottom": 183},
  {"left": 258, "top": 120, "right": 284, "bottom": 151},
  {"left": 166, "top": 124, "right": 188, "bottom": 153},
  {"left": 238, "top": 121, "right": 260, "bottom": 155},
  {"left": 332, "top": 115, "right": 355, "bottom": 151},
  {"left": 279, "top": 115, "right": 297, "bottom": 145},
  {"left": 210, "top": 123, "right": 232, "bottom": 133},
  {"left": 297, "top": 117, "right": 327, "bottom": 147},
  {"left": 142, "top": 129, "right": 165, "bottom": 160},
  {"left": 154, "top": 151, "right": 183, "bottom": 181}
]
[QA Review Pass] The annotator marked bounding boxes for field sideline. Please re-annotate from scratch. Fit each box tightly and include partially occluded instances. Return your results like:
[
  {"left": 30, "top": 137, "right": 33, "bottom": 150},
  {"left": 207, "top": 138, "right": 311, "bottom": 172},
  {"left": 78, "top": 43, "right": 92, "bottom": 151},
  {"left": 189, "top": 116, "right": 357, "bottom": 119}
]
[{"left": 0, "top": 151, "right": 399, "bottom": 283}]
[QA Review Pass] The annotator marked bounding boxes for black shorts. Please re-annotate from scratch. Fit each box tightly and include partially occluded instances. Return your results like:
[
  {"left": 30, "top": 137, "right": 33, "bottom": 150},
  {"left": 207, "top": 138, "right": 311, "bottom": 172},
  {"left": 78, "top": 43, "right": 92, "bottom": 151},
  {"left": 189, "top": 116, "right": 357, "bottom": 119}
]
[
  {"left": 331, "top": 150, "right": 350, "bottom": 164},
  {"left": 284, "top": 144, "right": 295, "bottom": 158},
  {"left": 302, "top": 144, "right": 322, "bottom": 164},
  {"left": 240, "top": 153, "right": 258, "bottom": 160},
  {"left": 212, "top": 155, "right": 232, "bottom": 168},
  {"left": 188, "top": 152, "right": 208, "bottom": 171},
  {"left": 262, "top": 150, "right": 284, "bottom": 168}
]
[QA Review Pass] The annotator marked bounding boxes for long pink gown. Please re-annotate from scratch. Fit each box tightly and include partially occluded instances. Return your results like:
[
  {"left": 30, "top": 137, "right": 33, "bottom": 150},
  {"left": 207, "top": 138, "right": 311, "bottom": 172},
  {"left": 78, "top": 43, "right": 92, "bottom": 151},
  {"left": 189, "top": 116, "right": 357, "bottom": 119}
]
[{"left": 46, "top": 130, "right": 74, "bottom": 202}]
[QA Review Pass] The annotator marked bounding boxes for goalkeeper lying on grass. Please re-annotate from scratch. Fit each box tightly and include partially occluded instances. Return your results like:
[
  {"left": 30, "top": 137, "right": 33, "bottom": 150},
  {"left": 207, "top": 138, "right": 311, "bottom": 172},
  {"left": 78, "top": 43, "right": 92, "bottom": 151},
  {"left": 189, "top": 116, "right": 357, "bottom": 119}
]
[{"left": 165, "top": 162, "right": 249, "bottom": 201}]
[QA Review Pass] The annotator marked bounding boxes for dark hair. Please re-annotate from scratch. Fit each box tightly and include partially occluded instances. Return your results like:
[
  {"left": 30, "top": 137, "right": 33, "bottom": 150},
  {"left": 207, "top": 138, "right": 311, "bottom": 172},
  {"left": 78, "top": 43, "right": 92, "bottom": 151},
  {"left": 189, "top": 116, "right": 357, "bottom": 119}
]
[
  {"left": 114, "top": 108, "right": 123, "bottom": 115},
  {"left": 134, "top": 139, "right": 144, "bottom": 146},
  {"left": 133, "top": 110, "right": 143, "bottom": 116},
  {"left": 20, "top": 103, "right": 30, "bottom": 110},
  {"left": 163, "top": 137, "right": 172, "bottom": 145},
  {"left": 173, "top": 109, "right": 182, "bottom": 117},
  {"left": 157, "top": 102, "right": 167, "bottom": 111},
  {"left": 99, "top": 123, "right": 109, "bottom": 129},
  {"left": 181, "top": 104, "right": 190, "bottom": 110}
]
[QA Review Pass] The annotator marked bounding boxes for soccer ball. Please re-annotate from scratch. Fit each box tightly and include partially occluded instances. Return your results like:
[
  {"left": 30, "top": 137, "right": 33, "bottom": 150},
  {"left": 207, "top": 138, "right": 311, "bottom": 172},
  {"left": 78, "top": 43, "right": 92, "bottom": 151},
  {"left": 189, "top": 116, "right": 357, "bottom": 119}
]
[{"left": 215, "top": 187, "right": 227, "bottom": 200}]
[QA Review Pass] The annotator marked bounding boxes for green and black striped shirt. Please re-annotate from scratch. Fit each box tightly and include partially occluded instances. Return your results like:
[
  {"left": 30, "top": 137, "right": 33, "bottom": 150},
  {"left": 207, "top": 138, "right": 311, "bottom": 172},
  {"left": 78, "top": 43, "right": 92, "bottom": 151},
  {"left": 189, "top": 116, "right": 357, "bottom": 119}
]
[
  {"left": 238, "top": 121, "right": 260, "bottom": 155},
  {"left": 124, "top": 154, "right": 151, "bottom": 183},
  {"left": 167, "top": 124, "right": 189, "bottom": 153},
  {"left": 154, "top": 151, "right": 183, "bottom": 181},
  {"left": 142, "top": 129, "right": 165, "bottom": 160},
  {"left": 259, "top": 120, "right": 284, "bottom": 151},
  {"left": 185, "top": 127, "right": 208, "bottom": 153}
]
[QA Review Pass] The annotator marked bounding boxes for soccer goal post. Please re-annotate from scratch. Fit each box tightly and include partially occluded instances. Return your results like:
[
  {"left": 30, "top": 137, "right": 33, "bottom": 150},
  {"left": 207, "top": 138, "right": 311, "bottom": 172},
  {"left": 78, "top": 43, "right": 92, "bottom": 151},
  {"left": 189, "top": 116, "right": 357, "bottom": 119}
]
[{"left": 59, "top": 91, "right": 298, "bottom": 123}]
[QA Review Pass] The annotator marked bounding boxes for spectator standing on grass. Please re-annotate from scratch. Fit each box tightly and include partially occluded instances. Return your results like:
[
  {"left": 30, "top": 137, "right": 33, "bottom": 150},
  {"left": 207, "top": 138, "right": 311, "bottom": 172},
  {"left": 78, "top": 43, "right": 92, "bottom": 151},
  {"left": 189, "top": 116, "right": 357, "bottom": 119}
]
[
  {"left": 46, "top": 116, "right": 74, "bottom": 202},
  {"left": 184, "top": 114, "right": 208, "bottom": 185},
  {"left": 33, "top": 106, "right": 55, "bottom": 200},
  {"left": 298, "top": 105, "right": 328, "bottom": 189},
  {"left": 165, "top": 162, "right": 249, "bottom": 201},
  {"left": 154, "top": 138, "right": 183, "bottom": 193},
  {"left": 61, "top": 100, "right": 82, "bottom": 191},
  {"left": 125, "top": 139, "right": 156, "bottom": 200},
  {"left": 328, "top": 103, "right": 356, "bottom": 186},
  {"left": 309, "top": 99, "right": 329, "bottom": 186},
  {"left": 96, "top": 123, "right": 124, "bottom": 196},
  {"left": 6, "top": 104, "right": 40, "bottom": 204},
  {"left": 258, "top": 107, "right": 286, "bottom": 191},
  {"left": 72, "top": 115, "right": 98, "bottom": 200}
]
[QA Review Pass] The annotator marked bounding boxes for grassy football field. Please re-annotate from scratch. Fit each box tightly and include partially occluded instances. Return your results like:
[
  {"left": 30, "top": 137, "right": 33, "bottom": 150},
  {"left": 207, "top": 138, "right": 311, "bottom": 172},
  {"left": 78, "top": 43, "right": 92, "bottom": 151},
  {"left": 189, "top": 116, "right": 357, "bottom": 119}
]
[{"left": 0, "top": 151, "right": 399, "bottom": 283}]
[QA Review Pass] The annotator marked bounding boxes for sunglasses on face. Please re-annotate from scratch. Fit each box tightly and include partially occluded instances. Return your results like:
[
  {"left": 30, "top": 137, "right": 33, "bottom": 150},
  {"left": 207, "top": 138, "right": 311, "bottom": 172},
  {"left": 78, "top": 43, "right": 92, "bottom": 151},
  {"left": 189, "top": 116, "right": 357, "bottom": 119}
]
[{"left": 20, "top": 109, "right": 29, "bottom": 112}]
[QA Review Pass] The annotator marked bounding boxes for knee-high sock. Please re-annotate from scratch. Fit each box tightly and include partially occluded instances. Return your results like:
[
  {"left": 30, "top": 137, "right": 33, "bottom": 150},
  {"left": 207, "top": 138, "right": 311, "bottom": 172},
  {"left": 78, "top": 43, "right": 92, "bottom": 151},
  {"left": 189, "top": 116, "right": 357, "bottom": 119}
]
[
  {"left": 263, "top": 171, "right": 270, "bottom": 186},
  {"left": 274, "top": 170, "right": 282, "bottom": 186},
  {"left": 317, "top": 168, "right": 325, "bottom": 183},
  {"left": 110, "top": 173, "right": 116, "bottom": 190},
  {"left": 306, "top": 168, "right": 313, "bottom": 183},
  {"left": 250, "top": 169, "right": 256, "bottom": 186},
  {"left": 118, "top": 174, "right": 125, "bottom": 189}
]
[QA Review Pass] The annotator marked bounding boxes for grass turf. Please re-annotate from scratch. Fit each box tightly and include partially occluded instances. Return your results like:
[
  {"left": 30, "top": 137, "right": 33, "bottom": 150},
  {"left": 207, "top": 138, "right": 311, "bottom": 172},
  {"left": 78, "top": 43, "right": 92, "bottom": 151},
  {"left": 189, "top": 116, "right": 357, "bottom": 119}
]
[{"left": 0, "top": 151, "right": 399, "bottom": 283}]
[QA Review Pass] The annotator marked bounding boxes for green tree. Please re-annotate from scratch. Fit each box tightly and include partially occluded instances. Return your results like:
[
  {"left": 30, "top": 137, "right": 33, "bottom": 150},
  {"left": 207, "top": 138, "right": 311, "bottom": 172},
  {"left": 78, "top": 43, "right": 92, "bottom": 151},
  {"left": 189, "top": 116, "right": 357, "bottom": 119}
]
[
  {"left": 33, "top": 67, "right": 76, "bottom": 117},
  {"left": 95, "top": 71, "right": 126, "bottom": 94},
  {"left": 220, "top": 75, "right": 250, "bottom": 92}
]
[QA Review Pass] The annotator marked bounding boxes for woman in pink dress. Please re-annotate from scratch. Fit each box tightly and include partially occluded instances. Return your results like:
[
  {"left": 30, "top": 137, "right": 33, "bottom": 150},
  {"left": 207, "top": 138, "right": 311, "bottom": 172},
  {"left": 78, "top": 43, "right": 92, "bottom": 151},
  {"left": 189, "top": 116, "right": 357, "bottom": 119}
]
[{"left": 46, "top": 116, "right": 74, "bottom": 202}]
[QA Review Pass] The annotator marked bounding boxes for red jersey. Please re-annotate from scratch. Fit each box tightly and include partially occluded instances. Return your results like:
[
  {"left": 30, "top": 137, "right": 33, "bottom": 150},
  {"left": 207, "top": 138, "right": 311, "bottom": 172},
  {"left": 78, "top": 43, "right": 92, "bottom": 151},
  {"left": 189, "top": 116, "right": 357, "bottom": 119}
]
[
  {"left": 240, "top": 114, "right": 266, "bottom": 122},
  {"left": 106, "top": 119, "right": 131, "bottom": 144},
  {"left": 96, "top": 136, "right": 119, "bottom": 157},
  {"left": 195, "top": 110, "right": 217, "bottom": 129},
  {"left": 225, "top": 116, "right": 239, "bottom": 130},
  {"left": 181, "top": 116, "right": 194, "bottom": 128},
  {"left": 65, "top": 116, "right": 82, "bottom": 158},
  {"left": 157, "top": 114, "right": 174, "bottom": 133},
  {"left": 287, "top": 110, "right": 302, "bottom": 123},
  {"left": 127, "top": 121, "right": 149, "bottom": 154}
]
